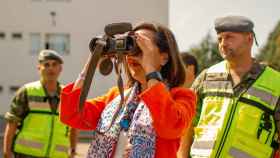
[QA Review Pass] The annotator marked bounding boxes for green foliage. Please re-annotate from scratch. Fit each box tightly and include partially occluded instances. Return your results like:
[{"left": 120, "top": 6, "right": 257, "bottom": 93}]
[
  {"left": 257, "top": 21, "right": 280, "bottom": 70},
  {"left": 188, "top": 33, "right": 223, "bottom": 73}
]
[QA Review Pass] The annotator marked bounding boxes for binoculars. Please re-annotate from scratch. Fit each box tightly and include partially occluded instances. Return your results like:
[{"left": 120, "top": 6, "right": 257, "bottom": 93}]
[
  {"left": 79, "top": 22, "right": 138, "bottom": 110},
  {"left": 89, "top": 22, "right": 142, "bottom": 76},
  {"left": 89, "top": 22, "right": 141, "bottom": 57}
]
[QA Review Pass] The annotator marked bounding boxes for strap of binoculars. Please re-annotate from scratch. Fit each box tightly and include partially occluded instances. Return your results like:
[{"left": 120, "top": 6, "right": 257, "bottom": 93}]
[
  {"left": 114, "top": 54, "right": 125, "bottom": 107},
  {"left": 79, "top": 40, "right": 106, "bottom": 111}
]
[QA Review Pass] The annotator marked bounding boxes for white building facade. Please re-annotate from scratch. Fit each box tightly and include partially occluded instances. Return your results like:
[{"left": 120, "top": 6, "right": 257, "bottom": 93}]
[{"left": 0, "top": 0, "right": 168, "bottom": 114}]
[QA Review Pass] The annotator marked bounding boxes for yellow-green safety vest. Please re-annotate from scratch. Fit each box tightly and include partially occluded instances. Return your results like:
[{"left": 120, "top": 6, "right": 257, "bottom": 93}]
[
  {"left": 191, "top": 61, "right": 280, "bottom": 158},
  {"left": 13, "top": 81, "right": 70, "bottom": 158}
]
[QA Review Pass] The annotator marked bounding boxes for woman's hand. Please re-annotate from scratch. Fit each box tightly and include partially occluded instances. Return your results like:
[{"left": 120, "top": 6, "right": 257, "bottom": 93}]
[{"left": 135, "top": 30, "right": 162, "bottom": 74}]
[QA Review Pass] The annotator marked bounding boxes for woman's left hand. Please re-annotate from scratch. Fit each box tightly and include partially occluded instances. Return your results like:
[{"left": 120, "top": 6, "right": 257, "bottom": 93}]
[{"left": 135, "top": 30, "right": 162, "bottom": 74}]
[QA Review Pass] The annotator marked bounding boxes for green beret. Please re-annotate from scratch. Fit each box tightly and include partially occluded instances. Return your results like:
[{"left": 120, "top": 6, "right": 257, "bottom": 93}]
[
  {"left": 214, "top": 15, "right": 254, "bottom": 33},
  {"left": 38, "top": 49, "right": 63, "bottom": 64}
]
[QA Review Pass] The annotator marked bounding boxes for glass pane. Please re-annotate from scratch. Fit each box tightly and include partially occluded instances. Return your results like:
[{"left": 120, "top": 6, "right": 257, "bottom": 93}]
[
  {"left": 45, "top": 33, "right": 70, "bottom": 54},
  {"left": 30, "top": 33, "right": 41, "bottom": 54}
]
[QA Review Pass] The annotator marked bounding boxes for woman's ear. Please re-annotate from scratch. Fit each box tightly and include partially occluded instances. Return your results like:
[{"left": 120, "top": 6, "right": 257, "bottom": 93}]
[{"left": 160, "top": 52, "right": 169, "bottom": 66}]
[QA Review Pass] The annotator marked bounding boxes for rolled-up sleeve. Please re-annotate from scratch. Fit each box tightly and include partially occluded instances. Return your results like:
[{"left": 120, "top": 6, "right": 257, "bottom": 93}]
[
  {"left": 139, "top": 82, "right": 196, "bottom": 139},
  {"left": 5, "top": 86, "right": 28, "bottom": 123},
  {"left": 60, "top": 83, "right": 119, "bottom": 130}
]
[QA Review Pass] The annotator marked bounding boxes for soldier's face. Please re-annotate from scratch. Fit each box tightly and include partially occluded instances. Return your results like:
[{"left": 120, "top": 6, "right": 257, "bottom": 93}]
[
  {"left": 217, "top": 32, "right": 251, "bottom": 60},
  {"left": 38, "top": 60, "right": 62, "bottom": 82}
]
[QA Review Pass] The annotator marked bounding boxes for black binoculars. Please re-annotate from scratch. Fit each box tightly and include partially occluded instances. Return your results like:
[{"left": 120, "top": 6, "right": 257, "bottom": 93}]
[{"left": 89, "top": 22, "right": 141, "bottom": 56}]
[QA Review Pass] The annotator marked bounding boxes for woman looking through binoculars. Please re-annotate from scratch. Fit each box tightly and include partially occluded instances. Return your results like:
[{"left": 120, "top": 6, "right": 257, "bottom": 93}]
[{"left": 59, "top": 22, "right": 196, "bottom": 158}]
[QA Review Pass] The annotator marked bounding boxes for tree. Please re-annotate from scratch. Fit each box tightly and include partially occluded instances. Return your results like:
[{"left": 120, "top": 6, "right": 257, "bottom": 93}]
[
  {"left": 257, "top": 21, "right": 280, "bottom": 70},
  {"left": 188, "top": 33, "right": 223, "bottom": 73}
]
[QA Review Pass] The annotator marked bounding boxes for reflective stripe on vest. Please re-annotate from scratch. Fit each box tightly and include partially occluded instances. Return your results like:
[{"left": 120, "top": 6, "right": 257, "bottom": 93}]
[
  {"left": 16, "top": 138, "right": 69, "bottom": 153},
  {"left": 203, "top": 81, "right": 233, "bottom": 94},
  {"left": 28, "top": 95, "right": 45, "bottom": 102},
  {"left": 29, "top": 101, "right": 50, "bottom": 110},
  {"left": 14, "top": 81, "right": 69, "bottom": 158},
  {"left": 192, "top": 140, "right": 216, "bottom": 149},
  {"left": 16, "top": 138, "right": 44, "bottom": 150},
  {"left": 229, "top": 147, "right": 256, "bottom": 158},
  {"left": 55, "top": 145, "right": 69, "bottom": 153},
  {"left": 191, "top": 61, "right": 280, "bottom": 158},
  {"left": 247, "top": 86, "right": 279, "bottom": 108}
]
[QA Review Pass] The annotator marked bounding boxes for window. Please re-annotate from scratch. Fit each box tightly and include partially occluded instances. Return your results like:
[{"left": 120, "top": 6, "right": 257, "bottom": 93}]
[
  {"left": 0, "top": 32, "right": 5, "bottom": 39},
  {"left": 10, "top": 85, "right": 20, "bottom": 93},
  {"left": 30, "top": 33, "right": 41, "bottom": 54},
  {"left": 45, "top": 33, "right": 70, "bottom": 54},
  {"left": 29, "top": 32, "right": 70, "bottom": 55},
  {"left": 12, "top": 33, "right": 23, "bottom": 39}
]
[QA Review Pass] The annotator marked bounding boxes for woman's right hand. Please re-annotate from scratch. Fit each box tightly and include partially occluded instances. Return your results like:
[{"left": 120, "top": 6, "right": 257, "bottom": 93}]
[{"left": 135, "top": 30, "right": 162, "bottom": 74}]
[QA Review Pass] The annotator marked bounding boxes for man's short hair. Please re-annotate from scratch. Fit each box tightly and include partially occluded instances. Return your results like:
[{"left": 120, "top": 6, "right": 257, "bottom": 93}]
[{"left": 181, "top": 52, "right": 198, "bottom": 76}]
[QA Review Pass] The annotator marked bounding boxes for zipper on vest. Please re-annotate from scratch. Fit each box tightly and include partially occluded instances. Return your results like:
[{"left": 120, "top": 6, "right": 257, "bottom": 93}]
[
  {"left": 46, "top": 114, "right": 55, "bottom": 157},
  {"left": 215, "top": 98, "right": 238, "bottom": 158}
]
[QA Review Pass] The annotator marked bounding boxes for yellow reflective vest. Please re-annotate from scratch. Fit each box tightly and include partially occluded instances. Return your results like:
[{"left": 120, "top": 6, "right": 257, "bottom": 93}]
[
  {"left": 13, "top": 81, "right": 70, "bottom": 158},
  {"left": 191, "top": 61, "right": 280, "bottom": 158}
]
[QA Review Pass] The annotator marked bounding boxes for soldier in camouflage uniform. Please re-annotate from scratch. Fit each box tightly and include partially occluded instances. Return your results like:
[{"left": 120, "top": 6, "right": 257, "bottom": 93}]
[
  {"left": 190, "top": 15, "right": 280, "bottom": 158},
  {"left": 3, "top": 50, "right": 78, "bottom": 158}
]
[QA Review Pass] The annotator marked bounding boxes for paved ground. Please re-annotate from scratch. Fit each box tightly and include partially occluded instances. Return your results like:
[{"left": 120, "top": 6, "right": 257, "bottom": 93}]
[{"left": 76, "top": 142, "right": 91, "bottom": 158}]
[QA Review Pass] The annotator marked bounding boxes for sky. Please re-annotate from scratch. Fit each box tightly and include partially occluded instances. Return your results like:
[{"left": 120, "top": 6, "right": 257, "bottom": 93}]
[{"left": 169, "top": 0, "right": 280, "bottom": 56}]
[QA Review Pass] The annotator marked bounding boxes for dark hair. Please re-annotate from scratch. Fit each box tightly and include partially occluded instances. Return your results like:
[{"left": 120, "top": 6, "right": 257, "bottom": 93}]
[
  {"left": 181, "top": 52, "right": 199, "bottom": 76},
  {"left": 125, "top": 22, "right": 186, "bottom": 88}
]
